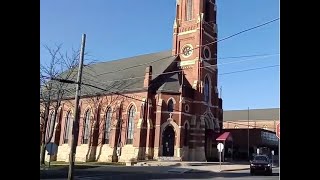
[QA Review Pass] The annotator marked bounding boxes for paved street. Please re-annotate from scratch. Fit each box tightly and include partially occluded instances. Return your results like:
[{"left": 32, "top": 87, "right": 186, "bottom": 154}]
[
  {"left": 40, "top": 166, "right": 279, "bottom": 180},
  {"left": 201, "top": 167, "right": 280, "bottom": 180}
]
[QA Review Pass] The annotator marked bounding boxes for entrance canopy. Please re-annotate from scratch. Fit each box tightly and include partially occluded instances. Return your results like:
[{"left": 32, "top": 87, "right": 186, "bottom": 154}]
[{"left": 216, "top": 132, "right": 232, "bottom": 142}]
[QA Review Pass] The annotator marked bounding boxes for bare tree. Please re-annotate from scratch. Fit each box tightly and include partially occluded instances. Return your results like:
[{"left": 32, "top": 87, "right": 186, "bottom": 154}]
[
  {"left": 40, "top": 44, "right": 80, "bottom": 166},
  {"left": 40, "top": 43, "right": 147, "bottom": 165}
]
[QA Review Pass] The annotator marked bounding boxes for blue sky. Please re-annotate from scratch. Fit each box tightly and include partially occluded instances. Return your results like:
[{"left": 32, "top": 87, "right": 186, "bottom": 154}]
[{"left": 40, "top": 0, "right": 279, "bottom": 110}]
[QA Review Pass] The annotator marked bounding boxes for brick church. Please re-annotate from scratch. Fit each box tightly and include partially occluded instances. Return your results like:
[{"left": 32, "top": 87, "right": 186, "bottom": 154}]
[{"left": 41, "top": 0, "right": 223, "bottom": 162}]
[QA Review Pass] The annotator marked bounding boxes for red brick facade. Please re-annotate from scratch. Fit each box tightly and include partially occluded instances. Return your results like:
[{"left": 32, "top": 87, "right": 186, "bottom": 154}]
[{"left": 41, "top": 0, "right": 223, "bottom": 162}]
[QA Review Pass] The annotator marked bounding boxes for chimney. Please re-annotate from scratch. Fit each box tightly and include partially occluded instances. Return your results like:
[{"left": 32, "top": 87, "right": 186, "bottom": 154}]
[{"left": 143, "top": 66, "right": 152, "bottom": 88}]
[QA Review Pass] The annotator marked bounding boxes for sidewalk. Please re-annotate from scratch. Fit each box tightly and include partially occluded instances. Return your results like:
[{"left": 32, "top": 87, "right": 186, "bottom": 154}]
[
  {"left": 40, "top": 161, "right": 260, "bottom": 179},
  {"left": 84, "top": 161, "right": 251, "bottom": 173}
]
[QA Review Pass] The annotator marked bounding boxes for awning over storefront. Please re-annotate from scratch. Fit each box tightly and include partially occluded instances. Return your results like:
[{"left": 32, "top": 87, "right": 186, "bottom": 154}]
[
  {"left": 216, "top": 132, "right": 233, "bottom": 162},
  {"left": 216, "top": 132, "right": 233, "bottom": 141}
]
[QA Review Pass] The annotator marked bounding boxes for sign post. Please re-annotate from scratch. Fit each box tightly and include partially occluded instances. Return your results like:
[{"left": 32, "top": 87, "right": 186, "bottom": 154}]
[
  {"left": 271, "top": 150, "right": 274, "bottom": 167},
  {"left": 276, "top": 123, "right": 280, "bottom": 139},
  {"left": 49, "top": 143, "right": 53, "bottom": 168},
  {"left": 217, "top": 143, "right": 224, "bottom": 172},
  {"left": 46, "top": 143, "right": 58, "bottom": 169}
]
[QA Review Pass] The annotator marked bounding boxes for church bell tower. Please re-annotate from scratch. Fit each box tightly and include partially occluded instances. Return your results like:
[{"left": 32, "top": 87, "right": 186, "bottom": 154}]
[
  {"left": 172, "top": 0, "right": 218, "bottom": 92},
  {"left": 172, "top": 0, "right": 222, "bottom": 161}
]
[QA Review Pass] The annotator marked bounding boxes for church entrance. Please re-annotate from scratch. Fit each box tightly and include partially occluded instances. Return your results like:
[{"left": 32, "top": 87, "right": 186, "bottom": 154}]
[
  {"left": 203, "top": 114, "right": 216, "bottom": 162},
  {"left": 162, "top": 125, "right": 175, "bottom": 156},
  {"left": 205, "top": 129, "right": 214, "bottom": 161}
]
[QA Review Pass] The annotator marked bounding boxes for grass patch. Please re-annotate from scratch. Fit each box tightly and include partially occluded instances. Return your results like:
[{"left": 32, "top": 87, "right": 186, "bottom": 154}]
[
  {"left": 41, "top": 165, "right": 100, "bottom": 170},
  {"left": 74, "top": 165, "right": 98, "bottom": 169},
  {"left": 45, "top": 161, "right": 125, "bottom": 166}
]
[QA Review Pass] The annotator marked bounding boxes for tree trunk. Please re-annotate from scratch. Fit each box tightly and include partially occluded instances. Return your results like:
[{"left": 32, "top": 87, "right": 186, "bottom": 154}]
[
  {"left": 40, "top": 102, "right": 50, "bottom": 166},
  {"left": 40, "top": 143, "right": 46, "bottom": 165}
]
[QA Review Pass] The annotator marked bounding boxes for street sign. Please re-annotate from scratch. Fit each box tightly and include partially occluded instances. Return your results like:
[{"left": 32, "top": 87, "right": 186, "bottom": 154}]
[
  {"left": 217, "top": 143, "right": 224, "bottom": 152},
  {"left": 276, "top": 123, "right": 280, "bottom": 139},
  {"left": 46, "top": 142, "right": 58, "bottom": 156},
  {"left": 116, "top": 147, "right": 121, "bottom": 156},
  {"left": 217, "top": 143, "right": 224, "bottom": 172}
]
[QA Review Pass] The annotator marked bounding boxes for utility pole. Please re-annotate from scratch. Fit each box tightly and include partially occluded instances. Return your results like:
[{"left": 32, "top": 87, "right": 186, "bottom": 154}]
[
  {"left": 247, "top": 107, "right": 250, "bottom": 160},
  {"left": 68, "top": 34, "right": 86, "bottom": 180}
]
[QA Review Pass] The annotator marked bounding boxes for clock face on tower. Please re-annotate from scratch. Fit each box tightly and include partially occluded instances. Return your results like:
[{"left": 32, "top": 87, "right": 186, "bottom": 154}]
[{"left": 182, "top": 45, "right": 193, "bottom": 58}]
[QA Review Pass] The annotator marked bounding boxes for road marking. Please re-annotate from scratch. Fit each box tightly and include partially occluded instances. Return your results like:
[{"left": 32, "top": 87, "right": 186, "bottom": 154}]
[
  {"left": 75, "top": 174, "right": 106, "bottom": 180},
  {"left": 75, "top": 177, "right": 103, "bottom": 179},
  {"left": 167, "top": 168, "right": 192, "bottom": 174}
]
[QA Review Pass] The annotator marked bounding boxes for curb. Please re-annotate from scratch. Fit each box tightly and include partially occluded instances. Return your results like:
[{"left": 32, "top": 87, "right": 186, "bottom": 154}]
[
  {"left": 44, "top": 163, "right": 125, "bottom": 167},
  {"left": 221, "top": 168, "right": 250, "bottom": 172},
  {"left": 137, "top": 162, "right": 184, "bottom": 167}
]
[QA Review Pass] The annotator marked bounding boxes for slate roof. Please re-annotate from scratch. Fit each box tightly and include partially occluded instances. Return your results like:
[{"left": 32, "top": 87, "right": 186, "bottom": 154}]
[
  {"left": 157, "top": 72, "right": 181, "bottom": 93},
  {"left": 223, "top": 108, "right": 280, "bottom": 121},
  {"left": 48, "top": 50, "right": 180, "bottom": 99}
]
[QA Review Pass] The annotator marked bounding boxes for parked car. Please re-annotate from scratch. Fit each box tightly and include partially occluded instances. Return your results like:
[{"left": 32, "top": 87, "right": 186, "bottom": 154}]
[{"left": 250, "top": 155, "right": 272, "bottom": 175}]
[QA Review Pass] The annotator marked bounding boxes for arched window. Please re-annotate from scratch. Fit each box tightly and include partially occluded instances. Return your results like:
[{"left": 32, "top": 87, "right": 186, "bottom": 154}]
[
  {"left": 204, "top": 77, "right": 210, "bottom": 103},
  {"left": 46, "top": 111, "right": 55, "bottom": 141},
  {"left": 168, "top": 99, "right": 174, "bottom": 112},
  {"left": 126, "top": 106, "right": 136, "bottom": 144},
  {"left": 185, "top": 0, "right": 193, "bottom": 21},
  {"left": 82, "top": 110, "right": 91, "bottom": 144},
  {"left": 104, "top": 108, "right": 112, "bottom": 144},
  {"left": 183, "top": 123, "right": 189, "bottom": 146},
  {"left": 63, "top": 111, "right": 73, "bottom": 144}
]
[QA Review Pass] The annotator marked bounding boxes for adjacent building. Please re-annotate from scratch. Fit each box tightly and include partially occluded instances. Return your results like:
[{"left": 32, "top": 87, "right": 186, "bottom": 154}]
[
  {"left": 221, "top": 108, "right": 279, "bottom": 160},
  {"left": 223, "top": 108, "right": 279, "bottom": 132}
]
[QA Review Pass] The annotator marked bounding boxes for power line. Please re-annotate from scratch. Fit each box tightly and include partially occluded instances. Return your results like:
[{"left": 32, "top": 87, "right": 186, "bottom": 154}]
[
  {"left": 94, "top": 17, "right": 279, "bottom": 77},
  {"left": 49, "top": 60, "right": 279, "bottom": 121},
  {"left": 83, "top": 63, "right": 279, "bottom": 101},
  {"left": 217, "top": 54, "right": 278, "bottom": 66},
  {"left": 42, "top": 62, "right": 279, "bottom": 96},
  {"left": 50, "top": 78, "right": 279, "bottom": 131},
  {"left": 42, "top": 62, "right": 279, "bottom": 125},
  {"left": 58, "top": 53, "right": 274, "bottom": 82},
  {"left": 89, "top": 54, "right": 279, "bottom": 85},
  {"left": 219, "top": 65, "right": 279, "bottom": 76},
  {"left": 206, "top": 18, "right": 279, "bottom": 47},
  {"left": 41, "top": 19, "right": 279, "bottom": 85},
  {"left": 50, "top": 79, "right": 188, "bottom": 114},
  {"left": 42, "top": 52, "right": 279, "bottom": 87},
  {"left": 95, "top": 54, "right": 177, "bottom": 77},
  {"left": 218, "top": 53, "right": 279, "bottom": 60}
]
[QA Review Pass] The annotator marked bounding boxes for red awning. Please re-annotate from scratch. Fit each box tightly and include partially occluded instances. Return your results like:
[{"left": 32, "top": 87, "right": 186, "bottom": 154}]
[{"left": 216, "top": 132, "right": 232, "bottom": 141}]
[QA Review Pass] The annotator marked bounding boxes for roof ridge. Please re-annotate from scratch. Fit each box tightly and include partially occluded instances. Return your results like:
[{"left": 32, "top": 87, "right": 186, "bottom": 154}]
[
  {"left": 225, "top": 108, "right": 280, "bottom": 111},
  {"left": 90, "top": 49, "right": 172, "bottom": 65}
]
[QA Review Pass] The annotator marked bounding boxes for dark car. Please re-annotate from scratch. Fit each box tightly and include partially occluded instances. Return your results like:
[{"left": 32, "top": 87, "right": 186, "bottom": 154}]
[{"left": 250, "top": 155, "right": 272, "bottom": 175}]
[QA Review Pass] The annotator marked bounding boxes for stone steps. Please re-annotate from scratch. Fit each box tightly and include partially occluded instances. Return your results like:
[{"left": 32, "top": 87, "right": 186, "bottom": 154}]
[
  {"left": 134, "top": 156, "right": 182, "bottom": 167},
  {"left": 158, "top": 156, "right": 181, "bottom": 161}
]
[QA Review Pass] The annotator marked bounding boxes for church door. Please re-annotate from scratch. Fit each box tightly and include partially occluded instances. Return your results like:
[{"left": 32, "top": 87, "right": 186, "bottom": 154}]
[{"left": 162, "top": 125, "right": 175, "bottom": 156}]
